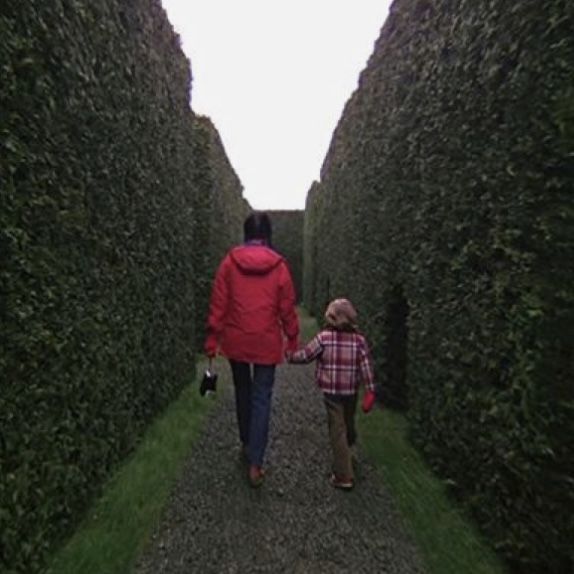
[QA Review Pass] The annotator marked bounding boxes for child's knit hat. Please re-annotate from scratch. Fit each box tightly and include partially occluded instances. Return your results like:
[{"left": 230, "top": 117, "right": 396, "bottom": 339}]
[{"left": 325, "top": 298, "right": 358, "bottom": 330}]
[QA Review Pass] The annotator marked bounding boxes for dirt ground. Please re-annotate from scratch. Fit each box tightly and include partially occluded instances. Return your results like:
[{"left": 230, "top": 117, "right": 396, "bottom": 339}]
[{"left": 134, "top": 361, "right": 426, "bottom": 574}]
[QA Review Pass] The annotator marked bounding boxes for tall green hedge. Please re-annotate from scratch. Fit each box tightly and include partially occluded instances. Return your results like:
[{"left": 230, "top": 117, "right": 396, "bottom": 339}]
[
  {"left": 268, "top": 210, "right": 304, "bottom": 301},
  {"left": 0, "top": 2, "right": 245, "bottom": 572},
  {"left": 303, "top": 0, "right": 573, "bottom": 571},
  {"left": 191, "top": 116, "right": 250, "bottom": 348}
]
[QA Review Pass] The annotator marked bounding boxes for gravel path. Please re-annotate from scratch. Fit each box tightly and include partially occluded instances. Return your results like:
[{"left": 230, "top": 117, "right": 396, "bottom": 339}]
[{"left": 135, "top": 361, "right": 426, "bottom": 574}]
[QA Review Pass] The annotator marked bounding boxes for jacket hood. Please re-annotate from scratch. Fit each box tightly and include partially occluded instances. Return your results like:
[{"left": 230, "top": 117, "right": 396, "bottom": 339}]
[{"left": 230, "top": 245, "right": 283, "bottom": 275}]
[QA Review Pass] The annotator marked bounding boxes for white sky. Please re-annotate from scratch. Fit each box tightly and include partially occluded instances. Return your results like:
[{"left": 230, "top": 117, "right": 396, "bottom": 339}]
[{"left": 160, "top": 0, "right": 392, "bottom": 210}]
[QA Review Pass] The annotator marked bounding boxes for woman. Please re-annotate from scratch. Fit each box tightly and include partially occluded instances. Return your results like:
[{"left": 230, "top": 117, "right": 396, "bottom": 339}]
[{"left": 204, "top": 212, "right": 299, "bottom": 487}]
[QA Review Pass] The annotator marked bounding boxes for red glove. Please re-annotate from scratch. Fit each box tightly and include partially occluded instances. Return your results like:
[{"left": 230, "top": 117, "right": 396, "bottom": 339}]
[
  {"left": 204, "top": 334, "right": 218, "bottom": 358},
  {"left": 361, "top": 390, "right": 376, "bottom": 413}
]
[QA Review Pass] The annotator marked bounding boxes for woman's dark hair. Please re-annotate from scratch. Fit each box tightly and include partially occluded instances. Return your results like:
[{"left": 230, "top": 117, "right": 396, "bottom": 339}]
[{"left": 244, "top": 211, "right": 272, "bottom": 243}]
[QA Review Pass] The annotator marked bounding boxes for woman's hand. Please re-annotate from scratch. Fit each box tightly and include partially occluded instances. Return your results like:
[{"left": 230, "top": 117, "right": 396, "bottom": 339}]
[{"left": 204, "top": 334, "right": 217, "bottom": 358}]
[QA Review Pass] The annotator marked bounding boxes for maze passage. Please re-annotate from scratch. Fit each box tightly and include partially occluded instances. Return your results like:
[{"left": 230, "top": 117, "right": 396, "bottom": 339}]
[{"left": 1, "top": 1, "right": 572, "bottom": 573}]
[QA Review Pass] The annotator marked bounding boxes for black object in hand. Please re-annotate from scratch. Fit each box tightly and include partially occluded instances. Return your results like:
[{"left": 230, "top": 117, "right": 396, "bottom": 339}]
[{"left": 200, "top": 368, "right": 218, "bottom": 396}]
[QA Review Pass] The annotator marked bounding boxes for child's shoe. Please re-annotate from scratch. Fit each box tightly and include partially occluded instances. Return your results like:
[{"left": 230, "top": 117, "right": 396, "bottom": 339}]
[
  {"left": 249, "top": 465, "right": 265, "bottom": 488},
  {"left": 329, "top": 473, "right": 354, "bottom": 491}
]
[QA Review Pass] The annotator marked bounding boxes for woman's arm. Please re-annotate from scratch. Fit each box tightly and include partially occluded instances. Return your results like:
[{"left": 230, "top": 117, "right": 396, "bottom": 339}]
[
  {"left": 204, "top": 256, "right": 230, "bottom": 356},
  {"left": 278, "top": 261, "right": 299, "bottom": 352}
]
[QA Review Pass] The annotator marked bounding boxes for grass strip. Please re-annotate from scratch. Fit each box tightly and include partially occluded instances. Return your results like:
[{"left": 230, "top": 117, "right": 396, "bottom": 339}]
[
  {"left": 358, "top": 409, "right": 508, "bottom": 574},
  {"left": 47, "top": 363, "right": 218, "bottom": 574}
]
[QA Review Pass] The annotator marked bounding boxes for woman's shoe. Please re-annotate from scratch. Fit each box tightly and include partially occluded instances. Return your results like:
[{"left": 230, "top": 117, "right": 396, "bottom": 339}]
[
  {"left": 249, "top": 465, "right": 265, "bottom": 488},
  {"left": 329, "top": 473, "right": 354, "bottom": 491}
]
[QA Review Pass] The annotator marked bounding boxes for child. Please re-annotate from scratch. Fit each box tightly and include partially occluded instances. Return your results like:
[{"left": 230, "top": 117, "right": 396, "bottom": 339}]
[{"left": 287, "top": 298, "right": 376, "bottom": 490}]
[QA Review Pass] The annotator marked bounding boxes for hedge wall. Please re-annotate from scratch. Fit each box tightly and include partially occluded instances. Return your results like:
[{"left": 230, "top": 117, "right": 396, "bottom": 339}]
[
  {"left": 0, "top": 2, "right": 245, "bottom": 572},
  {"left": 303, "top": 0, "right": 573, "bottom": 571},
  {"left": 268, "top": 210, "right": 304, "bottom": 301},
  {"left": 191, "top": 116, "right": 250, "bottom": 347}
]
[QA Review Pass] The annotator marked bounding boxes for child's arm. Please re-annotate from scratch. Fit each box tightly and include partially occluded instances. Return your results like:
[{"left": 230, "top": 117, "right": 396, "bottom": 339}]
[
  {"left": 287, "top": 334, "right": 323, "bottom": 364},
  {"left": 359, "top": 338, "right": 377, "bottom": 412},
  {"left": 358, "top": 338, "right": 375, "bottom": 392}
]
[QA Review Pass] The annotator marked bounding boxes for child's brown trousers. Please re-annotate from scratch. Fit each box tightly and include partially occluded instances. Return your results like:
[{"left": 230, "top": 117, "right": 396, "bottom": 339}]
[{"left": 324, "top": 394, "right": 358, "bottom": 480}]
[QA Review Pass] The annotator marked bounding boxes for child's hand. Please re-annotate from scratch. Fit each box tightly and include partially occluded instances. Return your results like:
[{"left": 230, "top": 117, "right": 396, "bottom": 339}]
[
  {"left": 284, "top": 350, "right": 293, "bottom": 362},
  {"left": 361, "top": 390, "right": 376, "bottom": 413},
  {"left": 286, "top": 336, "right": 299, "bottom": 354}
]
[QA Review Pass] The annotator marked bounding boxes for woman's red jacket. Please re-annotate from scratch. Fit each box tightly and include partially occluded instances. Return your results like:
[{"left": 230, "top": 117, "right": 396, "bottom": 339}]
[{"left": 204, "top": 244, "right": 300, "bottom": 365}]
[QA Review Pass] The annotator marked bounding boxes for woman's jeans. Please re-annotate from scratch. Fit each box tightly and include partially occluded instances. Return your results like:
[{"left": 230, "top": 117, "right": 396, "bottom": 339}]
[{"left": 229, "top": 361, "right": 276, "bottom": 467}]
